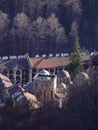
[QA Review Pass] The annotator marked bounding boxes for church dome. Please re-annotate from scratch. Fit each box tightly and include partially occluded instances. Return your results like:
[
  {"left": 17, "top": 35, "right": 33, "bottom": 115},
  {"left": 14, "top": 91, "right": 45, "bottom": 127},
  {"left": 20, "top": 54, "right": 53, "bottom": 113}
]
[
  {"left": 39, "top": 69, "right": 50, "bottom": 76},
  {"left": 76, "top": 72, "right": 89, "bottom": 80},
  {"left": 57, "top": 83, "right": 67, "bottom": 89},
  {"left": 57, "top": 70, "right": 70, "bottom": 78}
]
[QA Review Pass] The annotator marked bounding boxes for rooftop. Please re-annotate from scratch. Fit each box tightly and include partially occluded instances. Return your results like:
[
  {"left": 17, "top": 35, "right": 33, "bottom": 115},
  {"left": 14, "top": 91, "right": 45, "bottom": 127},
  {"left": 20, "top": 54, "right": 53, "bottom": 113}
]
[
  {"left": 30, "top": 55, "right": 90, "bottom": 69},
  {"left": 0, "top": 73, "right": 13, "bottom": 88},
  {"left": 0, "top": 57, "right": 31, "bottom": 70}
]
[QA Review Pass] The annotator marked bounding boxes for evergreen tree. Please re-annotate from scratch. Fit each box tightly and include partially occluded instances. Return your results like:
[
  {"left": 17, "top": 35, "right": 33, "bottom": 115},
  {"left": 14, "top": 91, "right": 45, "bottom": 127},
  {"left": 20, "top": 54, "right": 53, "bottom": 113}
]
[{"left": 70, "top": 35, "right": 83, "bottom": 72}]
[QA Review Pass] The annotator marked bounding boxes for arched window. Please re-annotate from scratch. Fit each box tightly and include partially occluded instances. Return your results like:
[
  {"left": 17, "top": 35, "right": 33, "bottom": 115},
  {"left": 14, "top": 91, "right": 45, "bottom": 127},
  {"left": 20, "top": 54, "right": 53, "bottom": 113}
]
[
  {"left": 2, "top": 69, "right": 7, "bottom": 75},
  {"left": 9, "top": 70, "right": 13, "bottom": 74},
  {"left": 16, "top": 70, "right": 21, "bottom": 75}
]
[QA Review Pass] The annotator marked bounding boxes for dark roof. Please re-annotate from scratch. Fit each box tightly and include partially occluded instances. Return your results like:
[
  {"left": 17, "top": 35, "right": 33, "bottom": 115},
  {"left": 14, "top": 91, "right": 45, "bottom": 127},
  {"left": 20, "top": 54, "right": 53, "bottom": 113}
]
[
  {"left": 8, "top": 84, "right": 40, "bottom": 108},
  {"left": 0, "top": 57, "right": 31, "bottom": 70},
  {"left": 8, "top": 84, "right": 22, "bottom": 94},
  {"left": 23, "top": 81, "right": 34, "bottom": 94},
  {"left": 92, "top": 53, "right": 98, "bottom": 66},
  {"left": 8, "top": 85, "right": 25, "bottom": 102}
]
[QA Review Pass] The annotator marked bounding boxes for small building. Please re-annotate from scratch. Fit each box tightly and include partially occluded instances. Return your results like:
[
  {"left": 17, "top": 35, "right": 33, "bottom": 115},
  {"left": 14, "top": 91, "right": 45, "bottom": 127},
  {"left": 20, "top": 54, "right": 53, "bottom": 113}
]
[
  {"left": 7, "top": 85, "right": 25, "bottom": 103},
  {"left": 0, "top": 72, "right": 40, "bottom": 109}
]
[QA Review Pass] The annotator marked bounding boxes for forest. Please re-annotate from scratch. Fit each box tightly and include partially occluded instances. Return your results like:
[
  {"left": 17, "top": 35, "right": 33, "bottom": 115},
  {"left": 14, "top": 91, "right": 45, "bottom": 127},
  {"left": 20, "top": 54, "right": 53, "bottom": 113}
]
[{"left": 0, "top": 0, "right": 98, "bottom": 56}]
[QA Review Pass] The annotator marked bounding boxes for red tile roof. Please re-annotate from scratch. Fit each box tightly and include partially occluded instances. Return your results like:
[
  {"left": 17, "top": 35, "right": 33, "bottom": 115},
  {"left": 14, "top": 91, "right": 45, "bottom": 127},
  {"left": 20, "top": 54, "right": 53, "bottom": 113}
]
[
  {"left": 30, "top": 57, "right": 70, "bottom": 69},
  {"left": 36, "top": 57, "right": 70, "bottom": 69},
  {"left": 30, "top": 56, "right": 90, "bottom": 69},
  {"left": 0, "top": 55, "right": 90, "bottom": 71},
  {"left": 24, "top": 92, "right": 41, "bottom": 109},
  {"left": 30, "top": 57, "right": 43, "bottom": 67},
  {"left": 0, "top": 73, "right": 13, "bottom": 87}
]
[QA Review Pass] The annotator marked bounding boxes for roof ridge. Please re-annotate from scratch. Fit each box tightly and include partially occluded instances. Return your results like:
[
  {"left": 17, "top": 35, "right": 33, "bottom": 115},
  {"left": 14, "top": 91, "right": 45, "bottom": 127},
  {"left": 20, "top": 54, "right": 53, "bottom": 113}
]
[
  {"left": 34, "top": 58, "right": 44, "bottom": 68},
  {"left": 24, "top": 53, "right": 32, "bottom": 69},
  {"left": 12, "top": 63, "right": 24, "bottom": 70}
]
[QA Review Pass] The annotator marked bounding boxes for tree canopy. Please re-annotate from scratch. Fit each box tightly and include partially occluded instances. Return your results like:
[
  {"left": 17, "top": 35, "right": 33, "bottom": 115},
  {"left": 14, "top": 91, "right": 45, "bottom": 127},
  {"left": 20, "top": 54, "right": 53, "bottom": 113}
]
[
  {"left": 0, "top": 0, "right": 98, "bottom": 56},
  {"left": 70, "top": 35, "right": 83, "bottom": 73}
]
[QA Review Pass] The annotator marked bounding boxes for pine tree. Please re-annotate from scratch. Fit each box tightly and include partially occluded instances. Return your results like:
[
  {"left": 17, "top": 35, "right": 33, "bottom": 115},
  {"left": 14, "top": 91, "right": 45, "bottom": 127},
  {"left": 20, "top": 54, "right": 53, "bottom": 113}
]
[{"left": 70, "top": 35, "right": 83, "bottom": 72}]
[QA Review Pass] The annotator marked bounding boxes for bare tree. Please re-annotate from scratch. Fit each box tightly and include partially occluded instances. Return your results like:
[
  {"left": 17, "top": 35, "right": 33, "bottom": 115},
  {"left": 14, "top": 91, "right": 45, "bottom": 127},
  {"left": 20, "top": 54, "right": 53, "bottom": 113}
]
[
  {"left": 10, "top": 12, "right": 30, "bottom": 54},
  {"left": 0, "top": 10, "right": 10, "bottom": 42}
]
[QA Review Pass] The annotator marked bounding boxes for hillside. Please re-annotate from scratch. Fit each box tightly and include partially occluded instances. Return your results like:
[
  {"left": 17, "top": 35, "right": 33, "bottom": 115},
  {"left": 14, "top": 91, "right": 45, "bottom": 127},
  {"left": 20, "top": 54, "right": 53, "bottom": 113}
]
[{"left": 0, "top": 0, "right": 98, "bottom": 56}]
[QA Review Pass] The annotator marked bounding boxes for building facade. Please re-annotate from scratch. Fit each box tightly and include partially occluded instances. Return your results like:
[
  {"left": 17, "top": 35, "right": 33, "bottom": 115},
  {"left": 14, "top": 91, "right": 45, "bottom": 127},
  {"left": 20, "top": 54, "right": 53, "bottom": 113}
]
[
  {"left": 33, "top": 70, "right": 57, "bottom": 104},
  {"left": 0, "top": 54, "right": 89, "bottom": 86},
  {"left": 0, "top": 54, "right": 32, "bottom": 85},
  {"left": 32, "top": 69, "right": 68, "bottom": 108}
]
